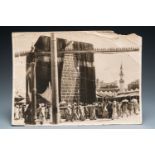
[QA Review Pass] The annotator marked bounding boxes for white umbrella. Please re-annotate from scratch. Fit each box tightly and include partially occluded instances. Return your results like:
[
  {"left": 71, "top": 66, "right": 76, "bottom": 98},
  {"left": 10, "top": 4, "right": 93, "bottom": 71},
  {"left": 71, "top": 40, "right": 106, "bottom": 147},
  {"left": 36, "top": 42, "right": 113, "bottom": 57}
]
[{"left": 122, "top": 99, "right": 129, "bottom": 103}]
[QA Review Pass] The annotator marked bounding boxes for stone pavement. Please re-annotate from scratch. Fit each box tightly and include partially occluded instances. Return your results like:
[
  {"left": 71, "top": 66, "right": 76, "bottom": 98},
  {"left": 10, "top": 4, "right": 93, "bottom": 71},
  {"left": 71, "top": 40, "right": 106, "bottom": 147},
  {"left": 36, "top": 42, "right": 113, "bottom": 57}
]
[{"left": 13, "top": 114, "right": 141, "bottom": 126}]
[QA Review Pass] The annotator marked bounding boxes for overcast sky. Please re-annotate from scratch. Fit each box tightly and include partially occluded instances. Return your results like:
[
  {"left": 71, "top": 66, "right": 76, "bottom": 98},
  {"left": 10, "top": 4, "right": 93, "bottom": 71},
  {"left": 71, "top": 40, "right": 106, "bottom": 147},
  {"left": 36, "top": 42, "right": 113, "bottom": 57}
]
[{"left": 94, "top": 52, "right": 141, "bottom": 88}]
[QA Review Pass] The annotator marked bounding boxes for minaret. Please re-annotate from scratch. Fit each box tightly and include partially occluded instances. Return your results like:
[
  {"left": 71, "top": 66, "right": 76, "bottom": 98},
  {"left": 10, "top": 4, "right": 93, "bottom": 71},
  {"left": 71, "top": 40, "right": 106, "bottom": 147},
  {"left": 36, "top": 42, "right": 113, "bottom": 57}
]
[{"left": 119, "top": 64, "right": 125, "bottom": 92}]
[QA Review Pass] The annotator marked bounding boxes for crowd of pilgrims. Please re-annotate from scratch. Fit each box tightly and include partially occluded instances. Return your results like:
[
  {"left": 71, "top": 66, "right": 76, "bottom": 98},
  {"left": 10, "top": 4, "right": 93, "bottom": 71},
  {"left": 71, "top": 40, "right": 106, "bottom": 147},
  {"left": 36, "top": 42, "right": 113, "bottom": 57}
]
[
  {"left": 14, "top": 98, "right": 140, "bottom": 124},
  {"left": 14, "top": 103, "right": 51, "bottom": 124},
  {"left": 61, "top": 98, "right": 140, "bottom": 122}
]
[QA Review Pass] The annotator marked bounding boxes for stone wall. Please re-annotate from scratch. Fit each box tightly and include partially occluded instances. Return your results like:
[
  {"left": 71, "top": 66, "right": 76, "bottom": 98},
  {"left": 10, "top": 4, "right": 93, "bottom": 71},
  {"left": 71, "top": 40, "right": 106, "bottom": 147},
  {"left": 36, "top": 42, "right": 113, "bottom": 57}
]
[{"left": 60, "top": 53, "right": 80, "bottom": 103}]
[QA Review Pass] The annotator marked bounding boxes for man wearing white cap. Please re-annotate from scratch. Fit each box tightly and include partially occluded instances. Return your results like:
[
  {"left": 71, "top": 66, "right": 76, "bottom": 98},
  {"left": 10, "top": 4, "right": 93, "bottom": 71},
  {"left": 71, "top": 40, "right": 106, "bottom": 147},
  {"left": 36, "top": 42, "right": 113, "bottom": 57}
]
[
  {"left": 121, "top": 99, "right": 129, "bottom": 118},
  {"left": 112, "top": 101, "right": 118, "bottom": 120},
  {"left": 131, "top": 98, "right": 139, "bottom": 115}
]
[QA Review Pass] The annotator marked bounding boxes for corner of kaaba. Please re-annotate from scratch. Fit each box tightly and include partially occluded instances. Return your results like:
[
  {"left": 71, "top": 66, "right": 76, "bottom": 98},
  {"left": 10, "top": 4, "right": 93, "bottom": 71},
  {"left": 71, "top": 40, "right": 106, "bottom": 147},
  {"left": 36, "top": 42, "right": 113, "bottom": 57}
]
[{"left": 57, "top": 38, "right": 96, "bottom": 105}]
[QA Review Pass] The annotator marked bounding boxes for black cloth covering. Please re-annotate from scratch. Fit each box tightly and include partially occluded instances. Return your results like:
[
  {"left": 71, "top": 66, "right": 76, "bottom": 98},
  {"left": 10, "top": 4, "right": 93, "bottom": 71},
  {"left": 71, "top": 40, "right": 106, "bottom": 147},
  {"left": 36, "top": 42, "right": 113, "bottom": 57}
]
[{"left": 28, "top": 36, "right": 96, "bottom": 104}]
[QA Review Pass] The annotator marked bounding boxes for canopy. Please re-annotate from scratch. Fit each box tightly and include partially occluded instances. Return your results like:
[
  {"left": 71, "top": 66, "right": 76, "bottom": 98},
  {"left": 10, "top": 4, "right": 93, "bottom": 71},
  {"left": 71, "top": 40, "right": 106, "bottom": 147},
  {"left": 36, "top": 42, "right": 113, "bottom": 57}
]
[{"left": 116, "top": 90, "right": 139, "bottom": 98}]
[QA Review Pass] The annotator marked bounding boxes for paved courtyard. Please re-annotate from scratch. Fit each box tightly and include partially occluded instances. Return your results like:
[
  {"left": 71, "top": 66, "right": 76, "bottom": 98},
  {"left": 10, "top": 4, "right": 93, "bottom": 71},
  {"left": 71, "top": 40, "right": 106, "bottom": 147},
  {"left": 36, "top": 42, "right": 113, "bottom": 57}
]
[{"left": 13, "top": 114, "right": 141, "bottom": 126}]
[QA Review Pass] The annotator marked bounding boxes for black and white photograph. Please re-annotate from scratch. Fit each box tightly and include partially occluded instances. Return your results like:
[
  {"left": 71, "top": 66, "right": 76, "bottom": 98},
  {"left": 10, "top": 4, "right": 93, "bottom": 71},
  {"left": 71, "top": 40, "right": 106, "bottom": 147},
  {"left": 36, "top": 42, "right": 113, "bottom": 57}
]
[{"left": 12, "top": 31, "right": 142, "bottom": 126}]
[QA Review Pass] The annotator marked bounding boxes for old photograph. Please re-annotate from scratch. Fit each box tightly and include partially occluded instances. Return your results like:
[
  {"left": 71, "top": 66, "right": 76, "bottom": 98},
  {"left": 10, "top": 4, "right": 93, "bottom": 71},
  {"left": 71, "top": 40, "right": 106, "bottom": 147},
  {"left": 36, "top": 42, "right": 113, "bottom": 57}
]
[{"left": 12, "top": 31, "right": 142, "bottom": 126}]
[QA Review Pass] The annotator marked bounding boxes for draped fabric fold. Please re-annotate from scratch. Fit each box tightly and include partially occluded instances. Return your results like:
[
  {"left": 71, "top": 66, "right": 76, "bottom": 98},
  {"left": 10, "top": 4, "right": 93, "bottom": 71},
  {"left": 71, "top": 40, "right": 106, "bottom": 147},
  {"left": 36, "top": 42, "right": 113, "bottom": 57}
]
[
  {"left": 27, "top": 36, "right": 96, "bottom": 105},
  {"left": 79, "top": 53, "right": 96, "bottom": 105}
]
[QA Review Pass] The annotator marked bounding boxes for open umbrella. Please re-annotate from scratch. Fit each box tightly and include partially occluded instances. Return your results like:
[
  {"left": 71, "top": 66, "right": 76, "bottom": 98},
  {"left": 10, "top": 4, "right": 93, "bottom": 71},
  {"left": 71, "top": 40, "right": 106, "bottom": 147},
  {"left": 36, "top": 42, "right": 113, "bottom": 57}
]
[
  {"left": 131, "top": 98, "right": 138, "bottom": 103},
  {"left": 122, "top": 99, "right": 129, "bottom": 103},
  {"left": 15, "top": 95, "right": 24, "bottom": 102}
]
